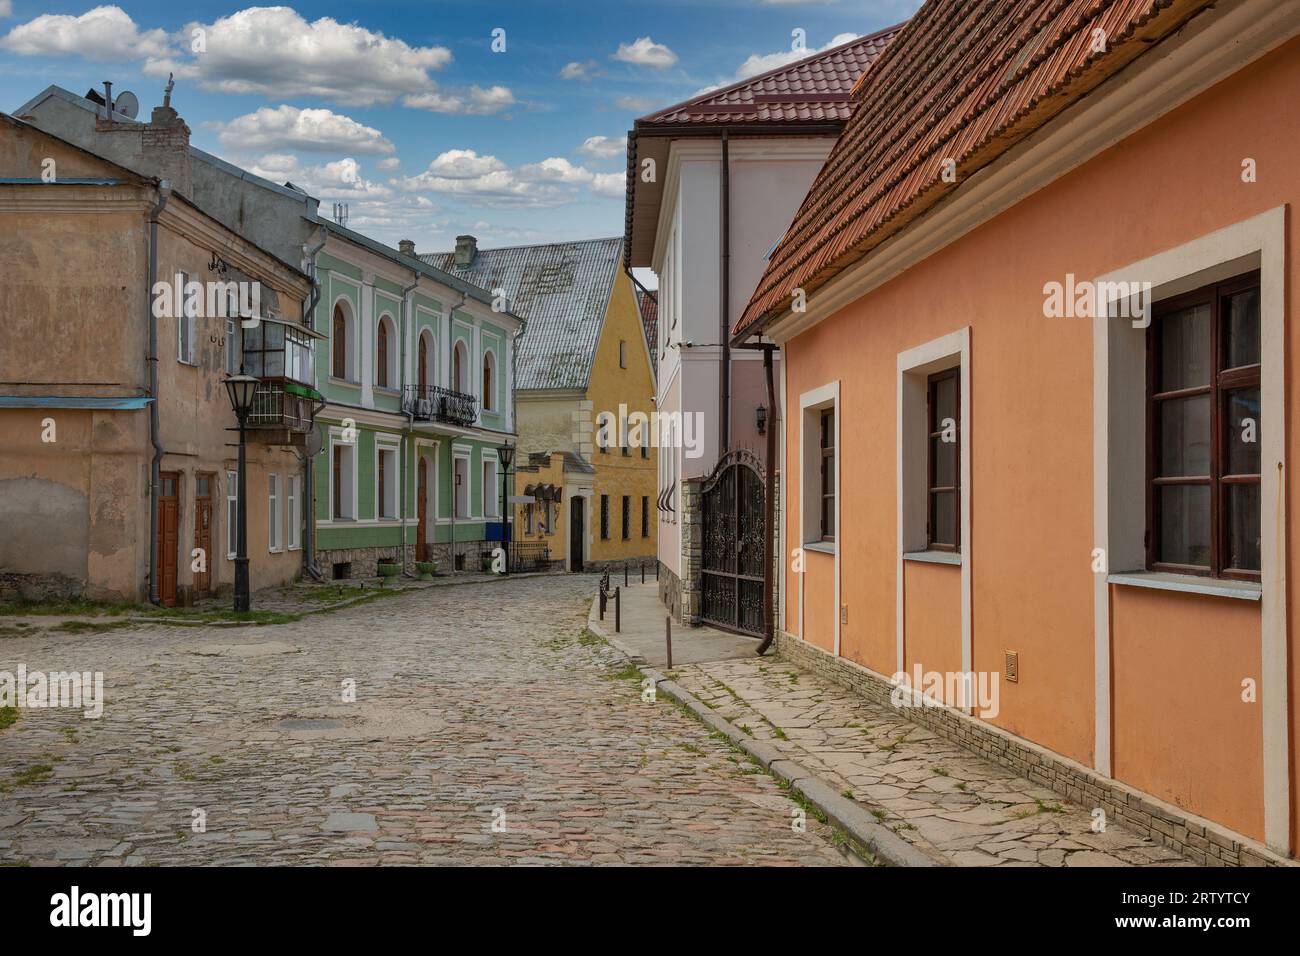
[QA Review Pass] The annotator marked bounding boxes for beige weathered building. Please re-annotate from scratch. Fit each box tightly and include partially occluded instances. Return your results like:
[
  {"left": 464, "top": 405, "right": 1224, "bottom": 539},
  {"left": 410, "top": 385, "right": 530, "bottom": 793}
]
[{"left": 0, "top": 113, "right": 313, "bottom": 605}]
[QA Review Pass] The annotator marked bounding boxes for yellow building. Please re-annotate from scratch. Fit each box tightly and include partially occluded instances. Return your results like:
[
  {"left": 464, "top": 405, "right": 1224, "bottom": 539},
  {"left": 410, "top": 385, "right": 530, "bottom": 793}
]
[{"left": 421, "top": 236, "right": 656, "bottom": 571}]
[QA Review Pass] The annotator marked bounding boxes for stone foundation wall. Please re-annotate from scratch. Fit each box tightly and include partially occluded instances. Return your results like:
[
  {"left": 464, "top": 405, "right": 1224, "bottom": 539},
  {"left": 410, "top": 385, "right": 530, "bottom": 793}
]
[
  {"left": 585, "top": 554, "right": 657, "bottom": 575},
  {"left": 0, "top": 571, "right": 85, "bottom": 603},
  {"left": 774, "top": 630, "right": 1292, "bottom": 868},
  {"left": 659, "top": 562, "right": 682, "bottom": 621},
  {"left": 679, "top": 479, "right": 701, "bottom": 624}
]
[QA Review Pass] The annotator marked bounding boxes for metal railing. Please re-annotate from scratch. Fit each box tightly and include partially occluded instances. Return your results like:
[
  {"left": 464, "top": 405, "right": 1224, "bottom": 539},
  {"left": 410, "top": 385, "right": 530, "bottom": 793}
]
[
  {"left": 402, "top": 384, "right": 479, "bottom": 427},
  {"left": 509, "top": 541, "right": 552, "bottom": 572},
  {"left": 246, "top": 381, "right": 314, "bottom": 432}
]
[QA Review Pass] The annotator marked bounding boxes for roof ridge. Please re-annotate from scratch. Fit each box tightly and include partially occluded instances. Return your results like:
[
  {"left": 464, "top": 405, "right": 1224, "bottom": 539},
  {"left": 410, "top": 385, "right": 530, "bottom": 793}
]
[{"left": 422, "top": 236, "right": 622, "bottom": 258}]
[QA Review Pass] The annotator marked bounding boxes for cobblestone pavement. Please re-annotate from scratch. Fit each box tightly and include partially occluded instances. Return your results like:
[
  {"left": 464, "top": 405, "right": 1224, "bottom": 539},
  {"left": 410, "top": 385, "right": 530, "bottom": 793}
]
[
  {"left": 0, "top": 577, "right": 852, "bottom": 866},
  {"left": 672, "top": 658, "right": 1192, "bottom": 867}
]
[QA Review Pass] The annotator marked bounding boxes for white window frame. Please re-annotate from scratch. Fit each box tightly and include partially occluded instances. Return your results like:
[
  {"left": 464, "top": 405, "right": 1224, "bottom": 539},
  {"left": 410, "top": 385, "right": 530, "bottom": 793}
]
[
  {"left": 328, "top": 429, "right": 359, "bottom": 522},
  {"left": 482, "top": 455, "right": 499, "bottom": 519},
  {"left": 1092, "top": 207, "right": 1287, "bottom": 849},
  {"left": 798, "top": 381, "right": 840, "bottom": 654},
  {"left": 453, "top": 448, "right": 471, "bottom": 519},
  {"left": 481, "top": 349, "right": 496, "bottom": 411},
  {"left": 896, "top": 329, "right": 971, "bottom": 686},
  {"left": 226, "top": 469, "right": 239, "bottom": 559},
  {"left": 178, "top": 271, "right": 196, "bottom": 365},
  {"left": 330, "top": 293, "right": 359, "bottom": 384},
  {"left": 375, "top": 440, "right": 400, "bottom": 520},
  {"left": 287, "top": 474, "right": 301, "bottom": 551},
  {"left": 268, "top": 473, "right": 282, "bottom": 552},
  {"left": 375, "top": 312, "right": 398, "bottom": 391}
]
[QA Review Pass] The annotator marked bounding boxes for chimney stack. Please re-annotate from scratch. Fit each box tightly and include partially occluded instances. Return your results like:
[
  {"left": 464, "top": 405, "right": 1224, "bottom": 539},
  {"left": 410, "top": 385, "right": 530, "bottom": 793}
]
[
  {"left": 142, "top": 79, "right": 191, "bottom": 197},
  {"left": 454, "top": 234, "right": 478, "bottom": 268},
  {"left": 398, "top": 239, "right": 416, "bottom": 256}
]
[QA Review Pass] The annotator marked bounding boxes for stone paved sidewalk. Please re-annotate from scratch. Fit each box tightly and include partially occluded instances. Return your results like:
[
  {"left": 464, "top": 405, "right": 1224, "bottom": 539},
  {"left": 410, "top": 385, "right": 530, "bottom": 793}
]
[{"left": 672, "top": 657, "right": 1191, "bottom": 867}]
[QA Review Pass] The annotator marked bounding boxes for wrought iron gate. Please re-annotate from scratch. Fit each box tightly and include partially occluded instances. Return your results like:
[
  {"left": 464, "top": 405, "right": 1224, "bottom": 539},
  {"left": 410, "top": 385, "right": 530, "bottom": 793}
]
[{"left": 700, "top": 449, "right": 765, "bottom": 637}]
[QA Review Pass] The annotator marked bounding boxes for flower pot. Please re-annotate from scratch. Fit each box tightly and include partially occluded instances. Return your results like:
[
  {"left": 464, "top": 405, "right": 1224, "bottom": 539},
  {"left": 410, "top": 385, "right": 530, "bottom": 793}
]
[
  {"left": 415, "top": 561, "right": 436, "bottom": 581},
  {"left": 376, "top": 563, "right": 400, "bottom": 584}
]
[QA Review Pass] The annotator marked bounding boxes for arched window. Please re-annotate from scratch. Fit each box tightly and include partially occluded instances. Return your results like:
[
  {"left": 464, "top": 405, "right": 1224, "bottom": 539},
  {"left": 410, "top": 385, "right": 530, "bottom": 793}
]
[
  {"left": 376, "top": 315, "right": 395, "bottom": 389},
  {"left": 418, "top": 330, "right": 433, "bottom": 392},
  {"left": 482, "top": 351, "right": 495, "bottom": 411},
  {"left": 453, "top": 340, "right": 468, "bottom": 393},
  {"left": 332, "top": 304, "right": 347, "bottom": 380}
]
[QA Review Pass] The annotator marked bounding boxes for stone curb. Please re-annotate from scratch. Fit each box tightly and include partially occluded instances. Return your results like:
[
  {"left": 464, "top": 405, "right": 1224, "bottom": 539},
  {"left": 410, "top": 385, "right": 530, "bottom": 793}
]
[{"left": 588, "top": 599, "right": 942, "bottom": 867}]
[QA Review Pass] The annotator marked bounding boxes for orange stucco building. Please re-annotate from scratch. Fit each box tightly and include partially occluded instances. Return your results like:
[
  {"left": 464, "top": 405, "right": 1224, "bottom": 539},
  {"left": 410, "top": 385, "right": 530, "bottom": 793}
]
[{"left": 736, "top": 0, "right": 1300, "bottom": 862}]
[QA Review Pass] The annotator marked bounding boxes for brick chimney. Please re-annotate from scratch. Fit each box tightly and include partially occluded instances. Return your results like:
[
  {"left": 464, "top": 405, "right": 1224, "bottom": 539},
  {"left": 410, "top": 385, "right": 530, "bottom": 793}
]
[
  {"left": 454, "top": 234, "right": 478, "bottom": 268},
  {"left": 398, "top": 239, "right": 416, "bottom": 256},
  {"left": 142, "top": 91, "right": 192, "bottom": 198}
]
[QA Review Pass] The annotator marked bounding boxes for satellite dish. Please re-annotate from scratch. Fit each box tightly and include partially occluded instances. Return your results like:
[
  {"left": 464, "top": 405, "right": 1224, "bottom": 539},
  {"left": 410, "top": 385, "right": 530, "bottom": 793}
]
[
  {"left": 305, "top": 424, "right": 325, "bottom": 458},
  {"left": 113, "top": 90, "right": 139, "bottom": 120}
]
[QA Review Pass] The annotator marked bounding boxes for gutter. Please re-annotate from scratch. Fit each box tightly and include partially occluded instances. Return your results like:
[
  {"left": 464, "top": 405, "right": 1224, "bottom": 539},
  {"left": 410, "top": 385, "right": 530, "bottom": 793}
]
[
  {"left": 447, "top": 291, "right": 467, "bottom": 568},
  {"left": 720, "top": 129, "right": 731, "bottom": 452},
  {"left": 146, "top": 181, "right": 173, "bottom": 606},
  {"left": 301, "top": 224, "right": 328, "bottom": 582}
]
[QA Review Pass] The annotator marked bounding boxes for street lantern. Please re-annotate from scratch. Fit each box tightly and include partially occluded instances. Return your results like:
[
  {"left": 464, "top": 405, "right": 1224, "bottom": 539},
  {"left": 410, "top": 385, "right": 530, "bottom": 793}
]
[
  {"left": 496, "top": 441, "right": 515, "bottom": 574},
  {"left": 223, "top": 373, "right": 259, "bottom": 612},
  {"left": 755, "top": 403, "right": 768, "bottom": 435}
]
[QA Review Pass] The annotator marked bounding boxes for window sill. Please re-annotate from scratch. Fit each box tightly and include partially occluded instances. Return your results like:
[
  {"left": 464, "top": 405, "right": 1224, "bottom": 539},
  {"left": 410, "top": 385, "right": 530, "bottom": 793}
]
[
  {"left": 803, "top": 541, "right": 836, "bottom": 556},
  {"left": 1107, "top": 571, "right": 1261, "bottom": 602},
  {"left": 328, "top": 377, "right": 360, "bottom": 388},
  {"left": 903, "top": 550, "right": 962, "bottom": 566}
]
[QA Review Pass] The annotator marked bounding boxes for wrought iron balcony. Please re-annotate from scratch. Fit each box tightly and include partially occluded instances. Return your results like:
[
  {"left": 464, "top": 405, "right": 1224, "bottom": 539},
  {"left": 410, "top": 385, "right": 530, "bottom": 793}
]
[
  {"left": 246, "top": 380, "right": 317, "bottom": 434},
  {"left": 403, "top": 384, "right": 479, "bottom": 428}
]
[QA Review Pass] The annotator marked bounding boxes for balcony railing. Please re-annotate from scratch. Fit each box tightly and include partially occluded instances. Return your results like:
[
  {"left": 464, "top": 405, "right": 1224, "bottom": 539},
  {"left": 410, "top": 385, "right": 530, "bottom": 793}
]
[
  {"left": 246, "top": 380, "right": 316, "bottom": 433},
  {"left": 402, "top": 384, "right": 479, "bottom": 428}
]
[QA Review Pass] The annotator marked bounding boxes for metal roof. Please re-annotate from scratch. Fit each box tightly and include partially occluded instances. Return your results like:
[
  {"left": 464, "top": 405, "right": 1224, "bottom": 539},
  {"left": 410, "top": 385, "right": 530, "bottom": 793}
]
[
  {"left": 420, "top": 237, "right": 623, "bottom": 391},
  {"left": 738, "top": 0, "right": 1219, "bottom": 336}
]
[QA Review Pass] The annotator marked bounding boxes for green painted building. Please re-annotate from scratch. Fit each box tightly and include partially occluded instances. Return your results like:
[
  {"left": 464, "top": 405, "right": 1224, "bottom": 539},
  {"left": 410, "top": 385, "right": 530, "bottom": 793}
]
[{"left": 311, "top": 222, "right": 522, "bottom": 577}]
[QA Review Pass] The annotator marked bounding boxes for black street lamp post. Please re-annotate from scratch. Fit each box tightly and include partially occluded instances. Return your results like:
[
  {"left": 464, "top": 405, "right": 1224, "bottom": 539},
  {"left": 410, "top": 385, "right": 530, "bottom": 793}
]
[
  {"left": 496, "top": 441, "right": 515, "bottom": 575},
  {"left": 223, "top": 373, "right": 258, "bottom": 612}
]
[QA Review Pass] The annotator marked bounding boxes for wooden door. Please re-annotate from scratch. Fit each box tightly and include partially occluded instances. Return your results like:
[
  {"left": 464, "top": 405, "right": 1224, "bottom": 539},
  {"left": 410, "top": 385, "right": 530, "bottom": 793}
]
[
  {"left": 569, "top": 496, "right": 584, "bottom": 572},
  {"left": 416, "top": 457, "right": 428, "bottom": 561},
  {"left": 156, "top": 472, "right": 180, "bottom": 607},
  {"left": 193, "top": 474, "right": 213, "bottom": 595}
]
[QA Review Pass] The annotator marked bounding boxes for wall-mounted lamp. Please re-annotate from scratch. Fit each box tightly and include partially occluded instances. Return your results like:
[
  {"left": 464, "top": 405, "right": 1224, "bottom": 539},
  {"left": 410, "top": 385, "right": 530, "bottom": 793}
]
[{"left": 755, "top": 403, "right": 768, "bottom": 435}]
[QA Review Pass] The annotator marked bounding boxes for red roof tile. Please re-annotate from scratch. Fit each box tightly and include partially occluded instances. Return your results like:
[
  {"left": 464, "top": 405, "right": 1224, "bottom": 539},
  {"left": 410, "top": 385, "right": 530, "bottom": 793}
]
[
  {"left": 737, "top": 0, "right": 1218, "bottom": 337},
  {"left": 636, "top": 24, "right": 903, "bottom": 127}
]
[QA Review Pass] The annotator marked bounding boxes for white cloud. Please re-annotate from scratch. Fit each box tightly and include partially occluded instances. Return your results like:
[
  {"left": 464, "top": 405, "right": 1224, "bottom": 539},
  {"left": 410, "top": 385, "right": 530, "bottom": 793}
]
[
  {"left": 248, "top": 153, "right": 392, "bottom": 200},
  {"left": 394, "top": 149, "right": 613, "bottom": 209},
  {"left": 615, "top": 95, "right": 656, "bottom": 113},
  {"left": 591, "top": 171, "right": 626, "bottom": 198},
  {"left": 560, "top": 60, "right": 601, "bottom": 81},
  {"left": 612, "top": 36, "right": 677, "bottom": 69},
  {"left": 143, "top": 7, "right": 452, "bottom": 107},
  {"left": 404, "top": 84, "right": 516, "bottom": 116},
  {"left": 577, "top": 135, "right": 626, "bottom": 160},
  {"left": 519, "top": 157, "right": 593, "bottom": 185},
  {"left": 376, "top": 157, "right": 401, "bottom": 171},
  {"left": 217, "top": 105, "right": 394, "bottom": 155},
  {"left": 0, "top": 1, "right": 13, "bottom": 19},
  {"left": 735, "top": 32, "right": 859, "bottom": 80},
  {"left": 0, "top": 5, "right": 171, "bottom": 60}
]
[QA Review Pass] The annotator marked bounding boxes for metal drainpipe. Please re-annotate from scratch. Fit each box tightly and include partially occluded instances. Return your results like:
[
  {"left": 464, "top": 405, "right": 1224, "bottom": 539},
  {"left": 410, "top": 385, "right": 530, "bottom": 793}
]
[
  {"left": 448, "top": 291, "right": 466, "bottom": 569},
  {"left": 399, "top": 269, "right": 420, "bottom": 576},
  {"left": 301, "top": 224, "right": 328, "bottom": 581},
  {"left": 720, "top": 130, "right": 731, "bottom": 454},
  {"left": 758, "top": 344, "right": 777, "bottom": 655},
  {"left": 508, "top": 308, "right": 527, "bottom": 568},
  {"left": 146, "top": 181, "right": 172, "bottom": 606}
]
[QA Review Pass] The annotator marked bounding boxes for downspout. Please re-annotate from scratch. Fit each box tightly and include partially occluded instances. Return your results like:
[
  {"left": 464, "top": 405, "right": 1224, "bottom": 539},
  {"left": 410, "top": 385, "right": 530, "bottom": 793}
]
[
  {"left": 448, "top": 291, "right": 466, "bottom": 568},
  {"left": 758, "top": 344, "right": 777, "bottom": 655},
  {"left": 508, "top": 307, "right": 527, "bottom": 568},
  {"left": 146, "top": 181, "right": 172, "bottom": 606},
  {"left": 399, "top": 269, "right": 420, "bottom": 576},
  {"left": 301, "top": 224, "right": 328, "bottom": 581},
  {"left": 720, "top": 130, "right": 731, "bottom": 453}
]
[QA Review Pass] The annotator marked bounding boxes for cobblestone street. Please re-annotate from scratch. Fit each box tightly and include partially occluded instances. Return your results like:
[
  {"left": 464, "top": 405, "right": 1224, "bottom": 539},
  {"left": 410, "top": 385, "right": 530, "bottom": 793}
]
[{"left": 0, "top": 576, "right": 851, "bottom": 866}]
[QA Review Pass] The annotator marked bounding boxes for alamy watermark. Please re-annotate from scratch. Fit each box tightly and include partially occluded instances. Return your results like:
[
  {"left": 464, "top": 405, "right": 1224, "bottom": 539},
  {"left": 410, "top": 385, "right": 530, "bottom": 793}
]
[
  {"left": 889, "top": 666, "right": 1000, "bottom": 719},
  {"left": 151, "top": 274, "right": 262, "bottom": 327},
  {"left": 1043, "top": 273, "right": 1153, "bottom": 328},
  {"left": 0, "top": 665, "right": 103, "bottom": 719}
]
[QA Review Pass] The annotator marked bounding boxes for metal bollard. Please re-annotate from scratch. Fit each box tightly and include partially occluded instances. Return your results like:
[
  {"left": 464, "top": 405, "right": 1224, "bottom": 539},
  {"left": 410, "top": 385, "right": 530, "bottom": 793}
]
[
  {"left": 624, "top": 562, "right": 628, "bottom": 587},
  {"left": 665, "top": 615, "right": 672, "bottom": 669},
  {"left": 599, "top": 587, "right": 606, "bottom": 620},
  {"left": 615, "top": 586, "right": 621, "bottom": 633},
  {"left": 640, "top": 562, "right": 645, "bottom": 584}
]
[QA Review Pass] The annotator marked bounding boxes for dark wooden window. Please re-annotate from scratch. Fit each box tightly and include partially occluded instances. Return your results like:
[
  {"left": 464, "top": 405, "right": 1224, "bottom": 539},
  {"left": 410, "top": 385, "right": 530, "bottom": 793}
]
[
  {"left": 819, "top": 409, "right": 835, "bottom": 541},
  {"left": 622, "top": 495, "right": 630, "bottom": 540},
  {"left": 376, "top": 319, "right": 389, "bottom": 388},
  {"left": 482, "top": 354, "right": 493, "bottom": 410},
  {"left": 418, "top": 334, "right": 430, "bottom": 390},
  {"left": 378, "top": 451, "right": 388, "bottom": 518},
  {"left": 600, "top": 494, "right": 610, "bottom": 540},
  {"left": 453, "top": 343, "right": 465, "bottom": 393},
  {"left": 927, "top": 369, "right": 960, "bottom": 551},
  {"left": 332, "top": 305, "right": 347, "bottom": 380},
  {"left": 1148, "top": 272, "right": 1260, "bottom": 580},
  {"left": 641, "top": 496, "right": 650, "bottom": 537}
]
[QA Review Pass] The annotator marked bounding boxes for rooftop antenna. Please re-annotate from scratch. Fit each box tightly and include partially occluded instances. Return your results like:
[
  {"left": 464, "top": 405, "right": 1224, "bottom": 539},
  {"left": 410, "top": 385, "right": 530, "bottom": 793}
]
[
  {"left": 332, "top": 202, "right": 349, "bottom": 226},
  {"left": 163, "top": 73, "right": 174, "bottom": 109}
]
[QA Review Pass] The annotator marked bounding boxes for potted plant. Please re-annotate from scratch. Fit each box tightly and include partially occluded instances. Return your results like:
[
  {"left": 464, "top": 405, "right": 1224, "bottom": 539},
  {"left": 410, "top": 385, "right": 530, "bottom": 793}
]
[
  {"left": 376, "top": 560, "right": 401, "bottom": 584},
  {"left": 415, "top": 560, "right": 437, "bottom": 581}
]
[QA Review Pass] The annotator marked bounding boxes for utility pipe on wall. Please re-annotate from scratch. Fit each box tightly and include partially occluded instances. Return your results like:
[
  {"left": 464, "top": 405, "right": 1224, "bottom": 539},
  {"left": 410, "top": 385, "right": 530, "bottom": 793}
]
[
  {"left": 719, "top": 130, "right": 731, "bottom": 454},
  {"left": 146, "top": 181, "right": 172, "bottom": 606},
  {"left": 301, "top": 224, "right": 328, "bottom": 582}
]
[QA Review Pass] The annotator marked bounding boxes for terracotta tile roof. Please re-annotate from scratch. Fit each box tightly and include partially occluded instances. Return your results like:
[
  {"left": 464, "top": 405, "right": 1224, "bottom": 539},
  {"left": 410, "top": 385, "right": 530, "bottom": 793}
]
[
  {"left": 636, "top": 24, "right": 904, "bottom": 127},
  {"left": 737, "top": 0, "right": 1218, "bottom": 337}
]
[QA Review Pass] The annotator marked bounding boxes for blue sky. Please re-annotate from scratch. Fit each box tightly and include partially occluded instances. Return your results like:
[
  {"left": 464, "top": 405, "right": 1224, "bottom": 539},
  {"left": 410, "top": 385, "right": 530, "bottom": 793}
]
[{"left": 0, "top": 1, "right": 920, "bottom": 257}]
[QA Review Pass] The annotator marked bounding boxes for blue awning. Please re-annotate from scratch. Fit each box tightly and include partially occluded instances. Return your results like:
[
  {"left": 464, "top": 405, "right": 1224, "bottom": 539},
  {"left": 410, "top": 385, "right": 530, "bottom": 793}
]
[{"left": 0, "top": 396, "right": 153, "bottom": 409}]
